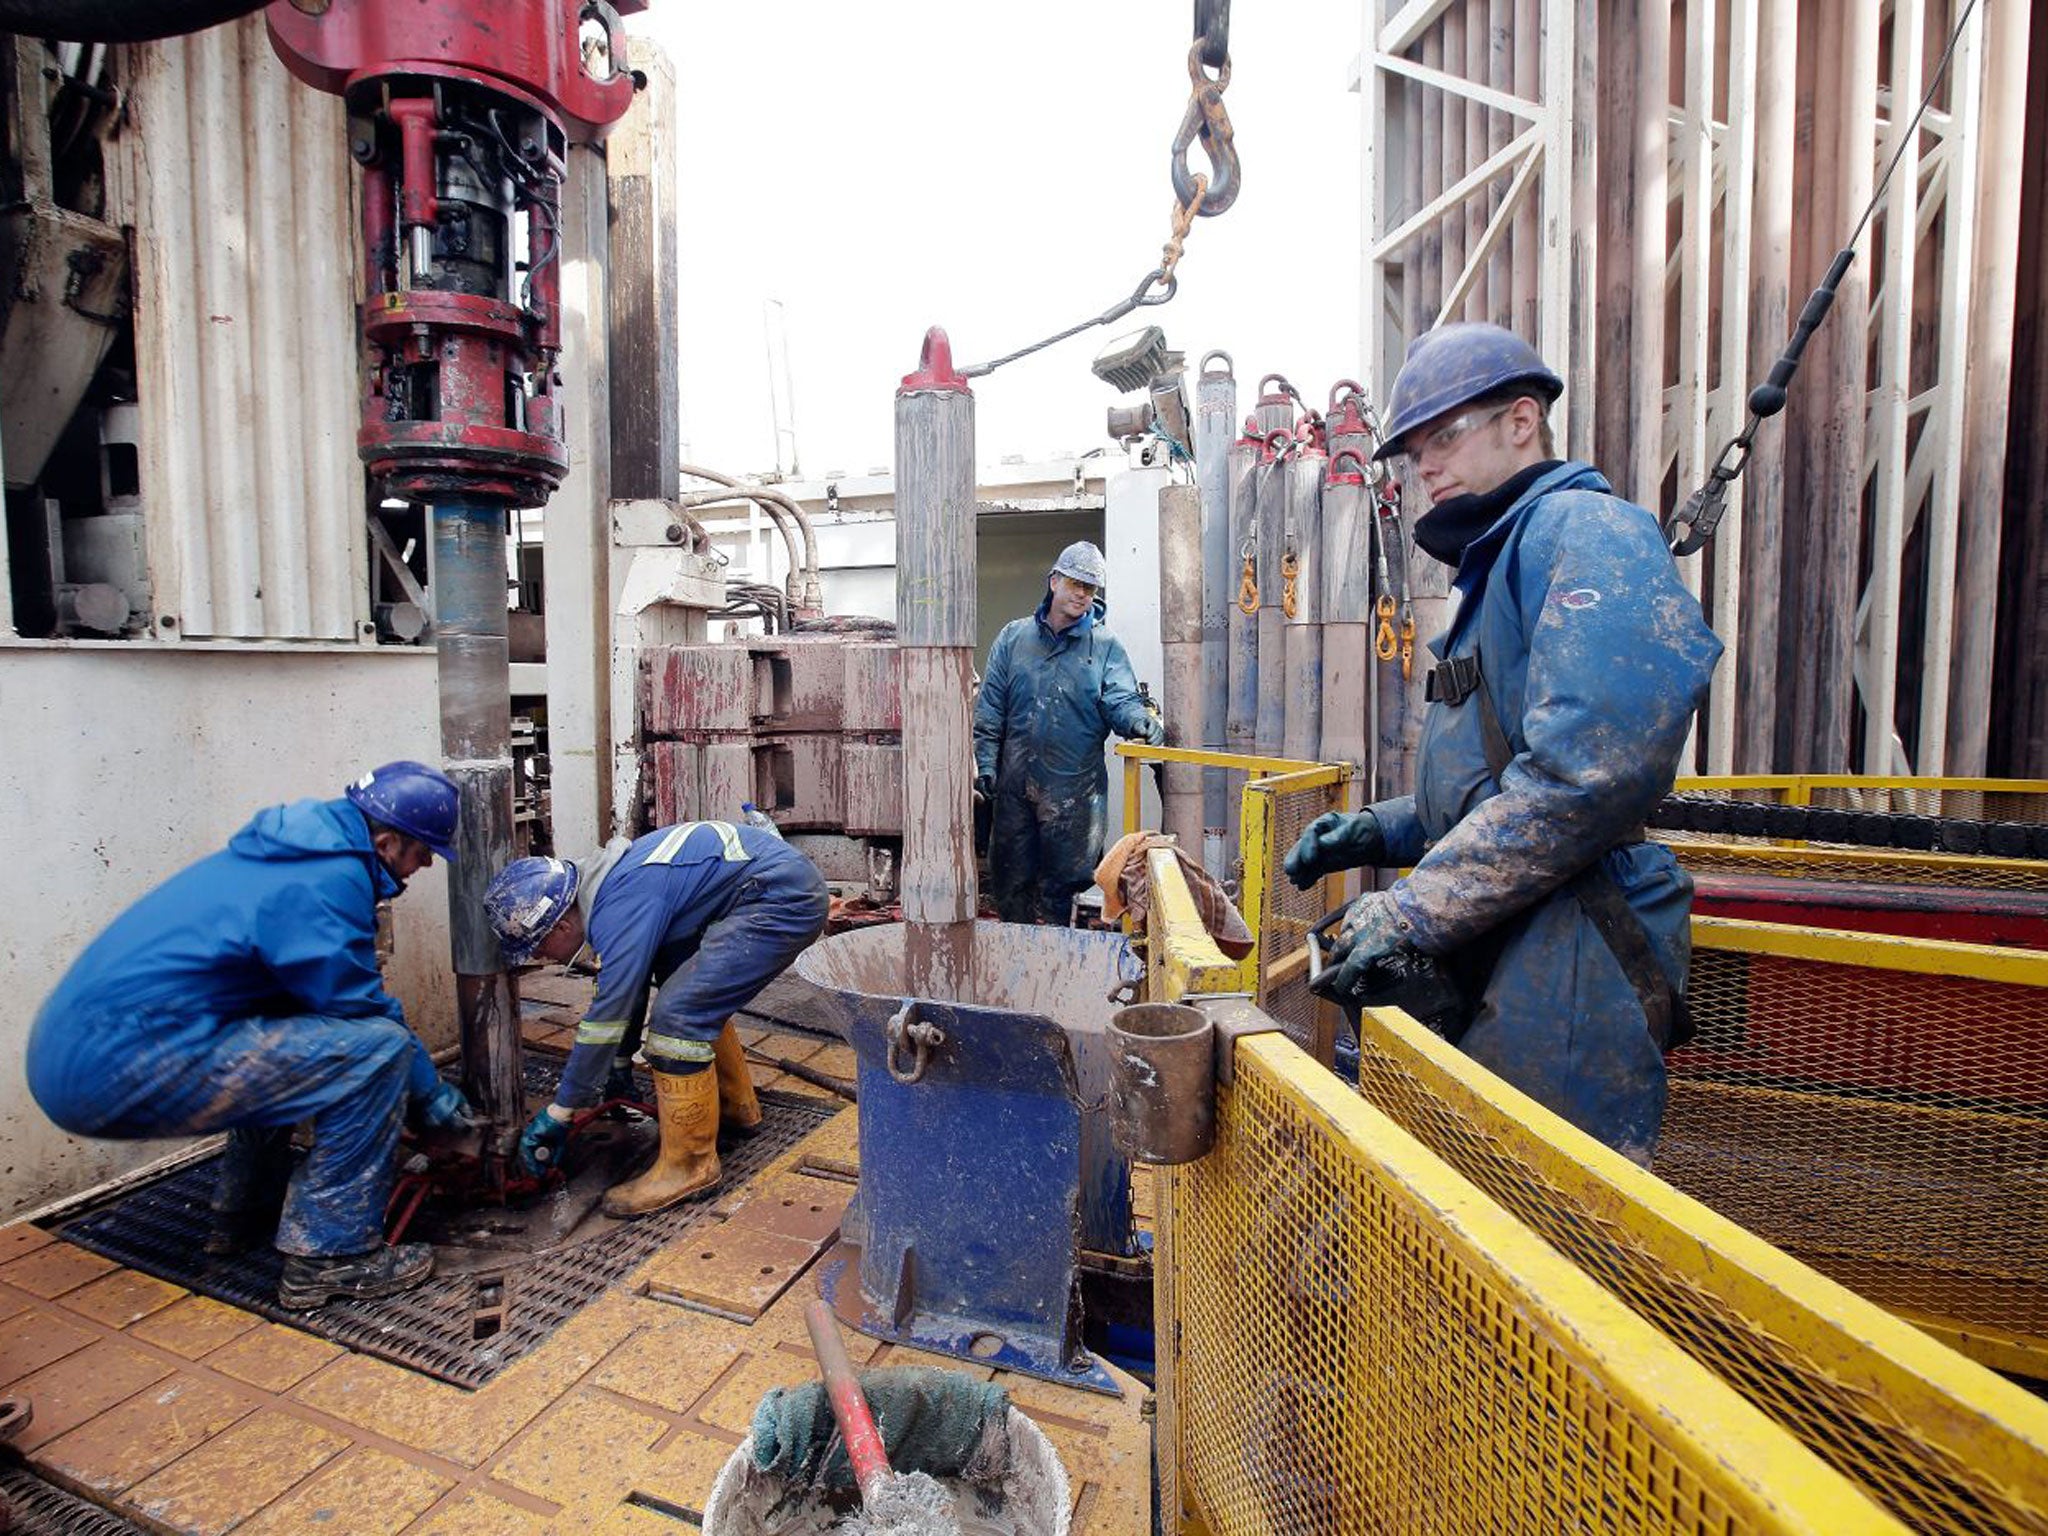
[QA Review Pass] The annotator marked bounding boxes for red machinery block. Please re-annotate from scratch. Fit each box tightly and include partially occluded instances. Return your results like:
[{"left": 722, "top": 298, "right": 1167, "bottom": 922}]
[
  {"left": 843, "top": 742, "right": 904, "bottom": 838},
  {"left": 843, "top": 643, "right": 902, "bottom": 736}
]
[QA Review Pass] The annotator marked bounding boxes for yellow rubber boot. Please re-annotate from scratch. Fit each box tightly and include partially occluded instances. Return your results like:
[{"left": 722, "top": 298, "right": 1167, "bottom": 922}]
[
  {"left": 602, "top": 1067, "right": 721, "bottom": 1218},
  {"left": 712, "top": 1021, "right": 764, "bottom": 1136}
]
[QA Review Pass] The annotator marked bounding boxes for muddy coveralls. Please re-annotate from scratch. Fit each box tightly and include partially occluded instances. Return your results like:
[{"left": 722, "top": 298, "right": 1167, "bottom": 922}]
[
  {"left": 1374, "top": 462, "right": 1722, "bottom": 1160},
  {"left": 26, "top": 798, "right": 443, "bottom": 1258},
  {"left": 553, "top": 821, "right": 830, "bottom": 1105},
  {"left": 973, "top": 593, "right": 1158, "bottom": 925}
]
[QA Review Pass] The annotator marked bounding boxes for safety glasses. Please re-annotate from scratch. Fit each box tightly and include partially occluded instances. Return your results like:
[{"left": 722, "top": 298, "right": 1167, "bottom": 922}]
[{"left": 1400, "top": 401, "right": 1513, "bottom": 464}]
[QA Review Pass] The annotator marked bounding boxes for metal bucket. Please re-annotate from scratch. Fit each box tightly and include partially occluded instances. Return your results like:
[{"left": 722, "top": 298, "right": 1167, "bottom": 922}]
[
  {"left": 701, "top": 1408, "right": 1072, "bottom": 1535},
  {"left": 1108, "top": 1002, "right": 1216, "bottom": 1164}
]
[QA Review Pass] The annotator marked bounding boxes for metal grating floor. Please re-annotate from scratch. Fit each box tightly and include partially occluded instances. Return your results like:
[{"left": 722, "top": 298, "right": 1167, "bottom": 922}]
[
  {"left": 0, "top": 1464, "right": 148, "bottom": 1535},
  {"left": 59, "top": 1055, "right": 841, "bottom": 1389}
]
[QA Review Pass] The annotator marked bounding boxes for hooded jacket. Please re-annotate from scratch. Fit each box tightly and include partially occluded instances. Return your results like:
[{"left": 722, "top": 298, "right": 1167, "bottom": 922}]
[
  {"left": 973, "top": 592, "right": 1154, "bottom": 796},
  {"left": 1372, "top": 460, "right": 1723, "bottom": 1156},
  {"left": 29, "top": 798, "right": 437, "bottom": 1107}
]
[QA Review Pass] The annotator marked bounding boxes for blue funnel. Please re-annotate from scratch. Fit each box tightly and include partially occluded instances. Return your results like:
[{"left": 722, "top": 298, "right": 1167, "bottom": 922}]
[{"left": 796, "top": 921, "right": 1141, "bottom": 1395}]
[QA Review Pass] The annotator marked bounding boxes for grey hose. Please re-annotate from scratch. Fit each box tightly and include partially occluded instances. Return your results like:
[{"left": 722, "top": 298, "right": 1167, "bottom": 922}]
[
  {"left": 674, "top": 483, "right": 806, "bottom": 588},
  {"left": 679, "top": 463, "right": 822, "bottom": 585}
]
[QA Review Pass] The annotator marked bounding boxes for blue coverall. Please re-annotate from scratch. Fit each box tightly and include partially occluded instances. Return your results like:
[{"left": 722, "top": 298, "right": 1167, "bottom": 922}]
[
  {"left": 26, "top": 798, "right": 442, "bottom": 1257},
  {"left": 1375, "top": 462, "right": 1722, "bottom": 1159},
  {"left": 554, "top": 822, "right": 829, "bottom": 1106},
  {"left": 973, "top": 593, "right": 1156, "bottom": 925}
]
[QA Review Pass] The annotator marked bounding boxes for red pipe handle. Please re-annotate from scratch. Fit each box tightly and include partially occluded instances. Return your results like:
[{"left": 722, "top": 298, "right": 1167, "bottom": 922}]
[{"left": 805, "top": 1299, "right": 891, "bottom": 1499}]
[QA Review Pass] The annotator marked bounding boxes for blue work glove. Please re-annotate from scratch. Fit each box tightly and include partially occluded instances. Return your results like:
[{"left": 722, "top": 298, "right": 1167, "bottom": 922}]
[
  {"left": 515, "top": 1104, "right": 574, "bottom": 1177},
  {"left": 1284, "top": 809, "right": 1387, "bottom": 890},
  {"left": 1140, "top": 716, "right": 1167, "bottom": 747},
  {"left": 1325, "top": 890, "right": 1414, "bottom": 999},
  {"left": 415, "top": 1080, "right": 474, "bottom": 1132}
]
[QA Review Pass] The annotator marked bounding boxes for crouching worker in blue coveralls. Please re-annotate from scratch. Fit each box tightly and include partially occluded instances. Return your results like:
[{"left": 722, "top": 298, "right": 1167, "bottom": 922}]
[
  {"left": 1287, "top": 324, "right": 1722, "bottom": 1164},
  {"left": 26, "top": 762, "right": 472, "bottom": 1309},
  {"left": 973, "top": 541, "right": 1166, "bottom": 925},
  {"left": 484, "top": 819, "right": 829, "bottom": 1218}
]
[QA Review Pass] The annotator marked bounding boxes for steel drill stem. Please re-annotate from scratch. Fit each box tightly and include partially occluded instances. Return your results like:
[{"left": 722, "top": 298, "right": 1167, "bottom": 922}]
[{"left": 432, "top": 497, "right": 522, "bottom": 1163}]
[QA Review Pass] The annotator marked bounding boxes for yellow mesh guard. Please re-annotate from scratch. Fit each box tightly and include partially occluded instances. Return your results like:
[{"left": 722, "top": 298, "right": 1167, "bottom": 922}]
[
  {"left": 1163, "top": 1033, "right": 1898, "bottom": 1534},
  {"left": 1675, "top": 775, "right": 2048, "bottom": 821},
  {"left": 1665, "top": 839, "right": 2048, "bottom": 891},
  {"left": 1350, "top": 993, "right": 2048, "bottom": 1533},
  {"left": 1663, "top": 776, "right": 2048, "bottom": 890},
  {"left": 1669, "top": 919, "right": 2048, "bottom": 1375},
  {"left": 1239, "top": 766, "right": 1346, "bottom": 1063}
]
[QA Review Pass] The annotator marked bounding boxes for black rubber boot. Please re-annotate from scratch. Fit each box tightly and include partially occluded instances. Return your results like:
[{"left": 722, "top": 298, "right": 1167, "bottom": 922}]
[
  {"left": 204, "top": 1126, "right": 294, "bottom": 1256},
  {"left": 276, "top": 1242, "right": 433, "bottom": 1311}
]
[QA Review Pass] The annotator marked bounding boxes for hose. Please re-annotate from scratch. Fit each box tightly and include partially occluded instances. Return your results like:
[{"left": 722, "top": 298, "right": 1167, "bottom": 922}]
[
  {"left": 0, "top": 0, "right": 266, "bottom": 42},
  {"left": 673, "top": 482, "right": 805, "bottom": 589},
  {"left": 679, "top": 463, "right": 824, "bottom": 610}
]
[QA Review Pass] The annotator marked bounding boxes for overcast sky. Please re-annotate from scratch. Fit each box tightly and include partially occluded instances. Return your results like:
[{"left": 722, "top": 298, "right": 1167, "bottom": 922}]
[{"left": 629, "top": 2, "right": 1363, "bottom": 480}]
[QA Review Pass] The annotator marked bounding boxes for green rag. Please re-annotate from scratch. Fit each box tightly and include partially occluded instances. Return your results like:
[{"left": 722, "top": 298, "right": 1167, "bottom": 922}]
[{"left": 750, "top": 1365, "right": 1011, "bottom": 1492}]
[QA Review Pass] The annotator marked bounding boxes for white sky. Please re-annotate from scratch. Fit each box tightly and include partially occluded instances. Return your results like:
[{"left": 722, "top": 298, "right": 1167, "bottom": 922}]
[{"left": 629, "top": 2, "right": 1363, "bottom": 480}]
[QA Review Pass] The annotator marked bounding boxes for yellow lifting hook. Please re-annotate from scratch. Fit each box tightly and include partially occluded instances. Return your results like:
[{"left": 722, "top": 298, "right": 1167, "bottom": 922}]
[{"left": 1375, "top": 594, "right": 1398, "bottom": 662}]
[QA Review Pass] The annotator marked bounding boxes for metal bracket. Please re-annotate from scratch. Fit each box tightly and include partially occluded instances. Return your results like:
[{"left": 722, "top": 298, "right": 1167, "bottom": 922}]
[{"left": 1192, "top": 994, "right": 1276, "bottom": 1087}]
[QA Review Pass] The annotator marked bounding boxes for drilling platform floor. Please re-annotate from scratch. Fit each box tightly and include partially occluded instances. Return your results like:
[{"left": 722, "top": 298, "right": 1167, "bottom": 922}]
[{"left": 0, "top": 977, "right": 1153, "bottom": 1533}]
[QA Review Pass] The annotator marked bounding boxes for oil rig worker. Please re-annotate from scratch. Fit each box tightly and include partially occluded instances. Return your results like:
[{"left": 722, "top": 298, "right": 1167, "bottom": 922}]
[
  {"left": 1286, "top": 323, "right": 1722, "bottom": 1163},
  {"left": 973, "top": 540, "right": 1167, "bottom": 926},
  {"left": 484, "top": 819, "right": 829, "bottom": 1216},
  {"left": 26, "top": 761, "right": 469, "bottom": 1309}
]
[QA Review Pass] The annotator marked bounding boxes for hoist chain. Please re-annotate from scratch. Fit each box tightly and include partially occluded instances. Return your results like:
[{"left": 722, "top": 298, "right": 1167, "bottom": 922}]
[{"left": 961, "top": 4, "right": 1237, "bottom": 379}]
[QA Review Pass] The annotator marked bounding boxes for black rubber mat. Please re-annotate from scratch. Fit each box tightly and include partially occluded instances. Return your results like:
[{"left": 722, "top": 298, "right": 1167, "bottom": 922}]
[
  {"left": 59, "top": 1054, "right": 841, "bottom": 1390},
  {"left": 0, "top": 1464, "right": 147, "bottom": 1535}
]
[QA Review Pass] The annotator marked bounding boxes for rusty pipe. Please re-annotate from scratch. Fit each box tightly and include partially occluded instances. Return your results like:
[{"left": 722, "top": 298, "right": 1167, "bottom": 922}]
[{"left": 1108, "top": 1002, "right": 1215, "bottom": 1164}]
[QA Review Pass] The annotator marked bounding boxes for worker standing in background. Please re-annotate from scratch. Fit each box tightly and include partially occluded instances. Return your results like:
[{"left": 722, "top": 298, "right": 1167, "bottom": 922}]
[
  {"left": 484, "top": 818, "right": 828, "bottom": 1216},
  {"left": 1287, "top": 323, "right": 1722, "bottom": 1163},
  {"left": 974, "top": 541, "right": 1167, "bottom": 925},
  {"left": 26, "top": 762, "right": 470, "bottom": 1308}
]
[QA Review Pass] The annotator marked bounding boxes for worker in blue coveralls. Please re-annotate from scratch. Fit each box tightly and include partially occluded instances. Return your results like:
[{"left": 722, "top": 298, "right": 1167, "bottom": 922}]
[
  {"left": 973, "top": 540, "right": 1167, "bottom": 925},
  {"left": 1285, "top": 323, "right": 1722, "bottom": 1164},
  {"left": 26, "top": 762, "right": 471, "bottom": 1309},
  {"left": 483, "top": 818, "right": 829, "bottom": 1218}
]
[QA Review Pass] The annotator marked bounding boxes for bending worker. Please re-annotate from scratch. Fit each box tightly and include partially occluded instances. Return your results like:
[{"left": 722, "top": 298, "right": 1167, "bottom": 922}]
[
  {"left": 1288, "top": 323, "right": 1721, "bottom": 1163},
  {"left": 974, "top": 540, "right": 1166, "bottom": 925},
  {"left": 27, "top": 762, "right": 470, "bottom": 1309},
  {"left": 484, "top": 818, "right": 828, "bottom": 1216}
]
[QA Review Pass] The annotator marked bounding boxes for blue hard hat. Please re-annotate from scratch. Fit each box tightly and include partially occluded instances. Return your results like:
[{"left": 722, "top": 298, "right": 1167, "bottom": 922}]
[
  {"left": 1374, "top": 322, "right": 1563, "bottom": 459},
  {"left": 483, "top": 856, "right": 580, "bottom": 966},
  {"left": 1051, "top": 541, "right": 1107, "bottom": 588},
  {"left": 345, "top": 760, "right": 460, "bottom": 861}
]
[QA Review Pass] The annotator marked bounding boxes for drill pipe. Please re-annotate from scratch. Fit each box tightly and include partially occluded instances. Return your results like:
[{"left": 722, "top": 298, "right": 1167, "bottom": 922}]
[
  {"left": 433, "top": 497, "right": 522, "bottom": 1174},
  {"left": 1194, "top": 354, "right": 1238, "bottom": 874}
]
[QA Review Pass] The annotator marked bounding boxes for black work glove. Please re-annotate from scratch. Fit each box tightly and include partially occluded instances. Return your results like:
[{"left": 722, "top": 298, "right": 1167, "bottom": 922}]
[
  {"left": 1284, "top": 809, "right": 1387, "bottom": 889},
  {"left": 973, "top": 773, "right": 995, "bottom": 803}
]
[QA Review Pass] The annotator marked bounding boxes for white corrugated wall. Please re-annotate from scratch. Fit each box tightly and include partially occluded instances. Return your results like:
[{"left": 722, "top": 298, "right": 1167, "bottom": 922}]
[{"left": 108, "top": 15, "right": 367, "bottom": 642}]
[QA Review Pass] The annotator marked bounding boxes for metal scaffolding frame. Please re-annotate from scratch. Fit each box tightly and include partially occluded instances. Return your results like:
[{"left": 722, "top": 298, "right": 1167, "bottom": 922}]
[{"left": 1357, "top": 0, "right": 2026, "bottom": 778}]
